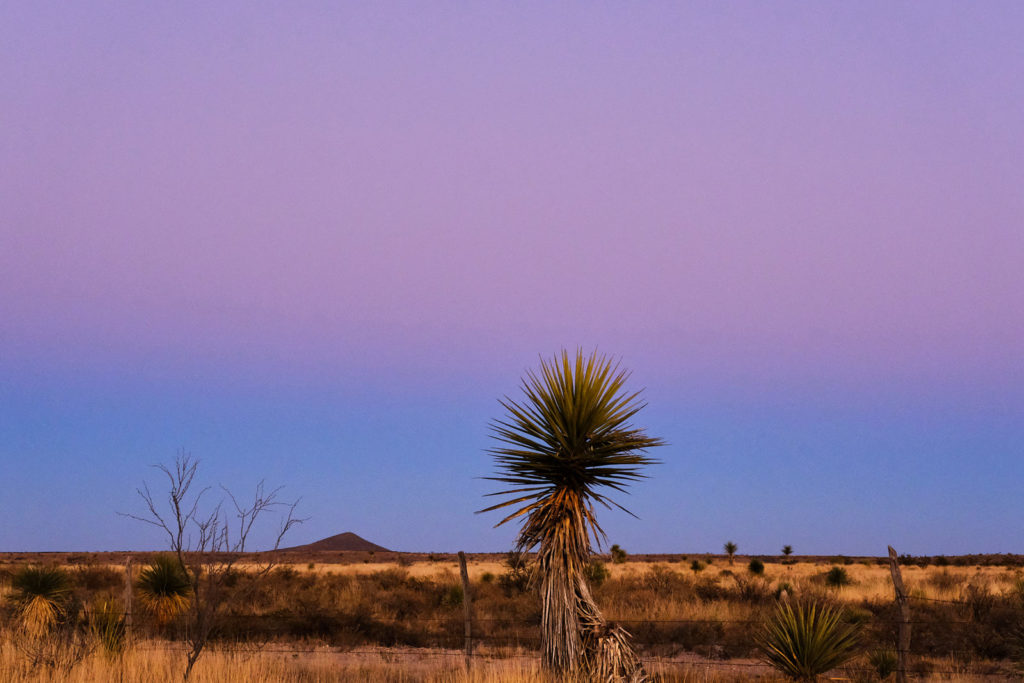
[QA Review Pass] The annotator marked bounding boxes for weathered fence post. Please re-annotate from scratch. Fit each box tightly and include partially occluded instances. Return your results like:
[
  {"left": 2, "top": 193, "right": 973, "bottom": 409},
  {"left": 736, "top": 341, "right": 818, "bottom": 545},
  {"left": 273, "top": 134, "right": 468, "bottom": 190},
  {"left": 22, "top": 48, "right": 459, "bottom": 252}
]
[
  {"left": 458, "top": 551, "right": 473, "bottom": 672},
  {"left": 124, "top": 555, "right": 134, "bottom": 643},
  {"left": 887, "top": 546, "right": 911, "bottom": 683}
]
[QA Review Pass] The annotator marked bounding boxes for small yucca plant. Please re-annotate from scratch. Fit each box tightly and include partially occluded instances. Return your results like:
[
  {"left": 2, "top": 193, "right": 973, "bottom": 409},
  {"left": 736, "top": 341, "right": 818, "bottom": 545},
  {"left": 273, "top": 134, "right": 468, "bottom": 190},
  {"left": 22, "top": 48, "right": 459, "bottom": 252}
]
[
  {"left": 11, "top": 565, "right": 72, "bottom": 637},
  {"left": 137, "top": 554, "right": 191, "bottom": 625},
  {"left": 757, "top": 601, "right": 861, "bottom": 681}
]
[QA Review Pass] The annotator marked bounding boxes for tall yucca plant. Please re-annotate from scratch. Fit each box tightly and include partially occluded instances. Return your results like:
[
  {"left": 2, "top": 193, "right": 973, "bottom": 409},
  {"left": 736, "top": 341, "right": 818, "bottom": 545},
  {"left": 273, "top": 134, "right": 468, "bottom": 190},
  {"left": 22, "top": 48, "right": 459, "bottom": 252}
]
[
  {"left": 757, "top": 601, "right": 861, "bottom": 681},
  {"left": 11, "top": 566, "right": 73, "bottom": 637},
  {"left": 482, "top": 350, "right": 664, "bottom": 680},
  {"left": 137, "top": 554, "right": 192, "bottom": 626}
]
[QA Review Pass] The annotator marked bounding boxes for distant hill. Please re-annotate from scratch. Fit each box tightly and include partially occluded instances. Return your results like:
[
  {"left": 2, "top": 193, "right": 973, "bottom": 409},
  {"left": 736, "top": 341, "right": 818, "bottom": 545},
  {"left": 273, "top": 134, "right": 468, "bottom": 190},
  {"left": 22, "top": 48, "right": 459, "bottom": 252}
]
[{"left": 282, "top": 532, "right": 390, "bottom": 553}]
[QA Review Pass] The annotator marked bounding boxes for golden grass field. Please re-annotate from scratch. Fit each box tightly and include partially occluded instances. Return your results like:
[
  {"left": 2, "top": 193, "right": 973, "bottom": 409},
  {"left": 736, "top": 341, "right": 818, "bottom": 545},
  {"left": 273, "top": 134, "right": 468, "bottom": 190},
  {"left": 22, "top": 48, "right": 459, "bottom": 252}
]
[
  {"left": 2, "top": 553, "right": 1022, "bottom": 681},
  {"left": 280, "top": 556, "right": 1021, "bottom": 604}
]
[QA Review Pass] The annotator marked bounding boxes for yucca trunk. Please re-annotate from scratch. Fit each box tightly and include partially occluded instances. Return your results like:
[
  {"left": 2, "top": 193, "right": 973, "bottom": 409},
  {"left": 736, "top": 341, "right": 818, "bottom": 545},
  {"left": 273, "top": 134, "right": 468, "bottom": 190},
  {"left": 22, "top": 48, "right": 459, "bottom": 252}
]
[
  {"left": 533, "top": 491, "right": 645, "bottom": 681},
  {"left": 536, "top": 509, "right": 585, "bottom": 673}
]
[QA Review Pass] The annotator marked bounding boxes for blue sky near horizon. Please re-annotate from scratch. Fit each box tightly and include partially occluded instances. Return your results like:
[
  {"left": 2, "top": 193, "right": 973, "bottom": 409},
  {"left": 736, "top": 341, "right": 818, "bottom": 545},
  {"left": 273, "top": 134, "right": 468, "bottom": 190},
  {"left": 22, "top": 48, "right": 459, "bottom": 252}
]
[{"left": 1, "top": 2, "right": 1022, "bottom": 556}]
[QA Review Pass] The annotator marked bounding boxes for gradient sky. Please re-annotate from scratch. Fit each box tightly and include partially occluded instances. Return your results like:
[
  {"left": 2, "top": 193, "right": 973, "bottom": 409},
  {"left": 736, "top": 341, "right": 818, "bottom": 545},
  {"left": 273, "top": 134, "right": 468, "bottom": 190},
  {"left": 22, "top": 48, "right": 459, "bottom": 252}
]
[{"left": 2, "top": 2, "right": 1021, "bottom": 556}]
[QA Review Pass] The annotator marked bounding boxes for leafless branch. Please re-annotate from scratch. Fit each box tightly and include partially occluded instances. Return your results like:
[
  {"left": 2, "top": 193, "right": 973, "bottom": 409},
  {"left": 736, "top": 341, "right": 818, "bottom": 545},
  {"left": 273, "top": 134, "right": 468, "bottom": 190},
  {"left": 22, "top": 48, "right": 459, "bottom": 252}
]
[{"left": 121, "top": 451, "right": 305, "bottom": 680}]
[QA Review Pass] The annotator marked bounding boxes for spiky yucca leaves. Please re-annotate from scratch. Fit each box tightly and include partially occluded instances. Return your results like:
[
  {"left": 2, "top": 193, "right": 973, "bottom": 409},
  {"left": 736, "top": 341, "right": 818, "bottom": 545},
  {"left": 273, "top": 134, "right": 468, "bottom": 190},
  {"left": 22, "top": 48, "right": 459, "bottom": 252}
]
[
  {"left": 11, "top": 565, "right": 73, "bottom": 637},
  {"left": 137, "top": 554, "right": 192, "bottom": 625},
  {"left": 482, "top": 350, "right": 663, "bottom": 680},
  {"left": 757, "top": 601, "right": 861, "bottom": 681}
]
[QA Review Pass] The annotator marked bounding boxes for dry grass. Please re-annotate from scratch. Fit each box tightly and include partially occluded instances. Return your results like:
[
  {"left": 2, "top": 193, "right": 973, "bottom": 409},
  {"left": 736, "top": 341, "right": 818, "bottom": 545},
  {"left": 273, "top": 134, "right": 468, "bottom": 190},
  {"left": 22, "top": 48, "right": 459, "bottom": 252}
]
[
  {"left": 265, "top": 557, "right": 1023, "bottom": 602},
  {"left": 0, "top": 637, "right": 768, "bottom": 682},
  {"left": 0, "top": 636, "right": 1012, "bottom": 682},
  {"left": 2, "top": 555, "right": 1023, "bottom": 681}
]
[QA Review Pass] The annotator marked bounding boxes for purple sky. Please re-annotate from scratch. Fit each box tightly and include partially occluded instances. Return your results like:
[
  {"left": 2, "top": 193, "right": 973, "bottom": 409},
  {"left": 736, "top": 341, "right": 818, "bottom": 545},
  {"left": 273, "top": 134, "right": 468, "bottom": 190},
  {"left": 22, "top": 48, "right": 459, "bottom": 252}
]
[{"left": 2, "top": 2, "right": 1022, "bottom": 555}]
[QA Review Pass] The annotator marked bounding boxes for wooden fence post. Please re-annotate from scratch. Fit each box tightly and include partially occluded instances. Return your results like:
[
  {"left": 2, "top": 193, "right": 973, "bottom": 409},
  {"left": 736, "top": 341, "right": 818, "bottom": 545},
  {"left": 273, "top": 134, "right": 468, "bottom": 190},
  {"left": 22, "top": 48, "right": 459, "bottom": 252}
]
[
  {"left": 124, "top": 555, "right": 134, "bottom": 643},
  {"left": 458, "top": 551, "right": 473, "bottom": 672},
  {"left": 887, "top": 546, "right": 911, "bottom": 683}
]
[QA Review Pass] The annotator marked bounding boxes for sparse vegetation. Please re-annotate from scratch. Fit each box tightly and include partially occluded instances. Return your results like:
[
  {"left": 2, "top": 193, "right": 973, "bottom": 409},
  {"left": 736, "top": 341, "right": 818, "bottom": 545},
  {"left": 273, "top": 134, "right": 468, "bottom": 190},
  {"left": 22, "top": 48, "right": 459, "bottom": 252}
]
[
  {"left": 1, "top": 554, "right": 1022, "bottom": 680},
  {"left": 748, "top": 558, "right": 765, "bottom": 576}
]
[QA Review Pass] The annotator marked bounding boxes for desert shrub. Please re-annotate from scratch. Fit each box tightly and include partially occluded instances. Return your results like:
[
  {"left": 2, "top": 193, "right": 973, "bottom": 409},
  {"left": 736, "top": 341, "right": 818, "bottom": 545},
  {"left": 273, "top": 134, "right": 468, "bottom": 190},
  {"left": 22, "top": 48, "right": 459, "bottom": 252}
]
[
  {"left": 869, "top": 647, "right": 898, "bottom": 679},
  {"left": 694, "top": 577, "right": 724, "bottom": 602},
  {"left": 643, "top": 564, "right": 686, "bottom": 592},
  {"left": 585, "top": 560, "right": 610, "bottom": 587},
  {"left": 757, "top": 601, "right": 861, "bottom": 680},
  {"left": 275, "top": 566, "right": 298, "bottom": 582},
  {"left": 962, "top": 583, "right": 995, "bottom": 620},
  {"left": 610, "top": 544, "right": 628, "bottom": 564},
  {"left": 825, "top": 566, "right": 851, "bottom": 588},
  {"left": 441, "top": 584, "right": 463, "bottom": 607},
  {"left": 690, "top": 560, "right": 704, "bottom": 573},
  {"left": 733, "top": 576, "right": 771, "bottom": 604},
  {"left": 1009, "top": 575, "right": 1024, "bottom": 606},
  {"left": 369, "top": 567, "right": 409, "bottom": 590},
  {"left": 774, "top": 581, "right": 793, "bottom": 600},
  {"left": 748, "top": 559, "right": 765, "bottom": 575},
  {"left": 499, "top": 551, "right": 530, "bottom": 595},
  {"left": 928, "top": 569, "right": 959, "bottom": 593},
  {"left": 74, "top": 565, "right": 122, "bottom": 592},
  {"left": 630, "top": 619, "right": 723, "bottom": 653},
  {"left": 481, "top": 571, "right": 495, "bottom": 584}
]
